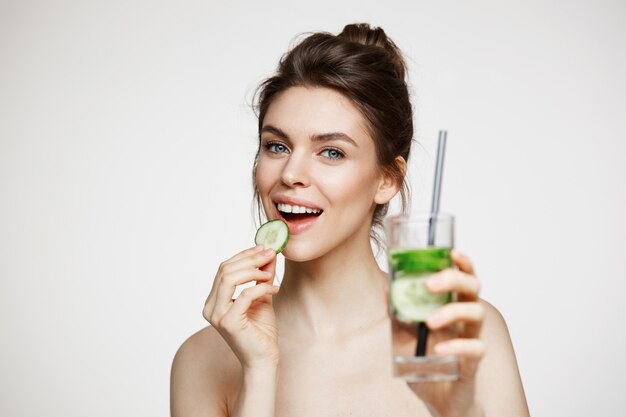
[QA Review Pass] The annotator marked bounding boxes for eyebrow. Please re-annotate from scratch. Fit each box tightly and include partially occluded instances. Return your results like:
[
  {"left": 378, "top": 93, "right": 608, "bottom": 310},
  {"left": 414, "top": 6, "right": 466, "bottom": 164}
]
[{"left": 261, "top": 124, "right": 359, "bottom": 147}]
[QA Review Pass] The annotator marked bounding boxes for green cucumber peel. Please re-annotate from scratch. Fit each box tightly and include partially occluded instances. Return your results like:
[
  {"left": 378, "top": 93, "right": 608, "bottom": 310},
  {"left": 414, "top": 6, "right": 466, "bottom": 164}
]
[{"left": 254, "top": 219, "right": 289, "bottom": 254}]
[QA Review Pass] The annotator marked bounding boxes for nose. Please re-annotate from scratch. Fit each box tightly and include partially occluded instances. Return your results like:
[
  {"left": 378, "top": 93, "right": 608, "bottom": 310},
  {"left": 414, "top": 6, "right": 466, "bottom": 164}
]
[{"left": 281, "top": 151, "right": 310, "bottom": 188}]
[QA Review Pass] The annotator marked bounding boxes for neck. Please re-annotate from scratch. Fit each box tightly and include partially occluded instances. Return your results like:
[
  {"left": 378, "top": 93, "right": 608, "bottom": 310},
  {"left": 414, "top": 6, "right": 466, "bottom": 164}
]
[{"left": 273, "top": 232, "right": 389, "bottom": 341}]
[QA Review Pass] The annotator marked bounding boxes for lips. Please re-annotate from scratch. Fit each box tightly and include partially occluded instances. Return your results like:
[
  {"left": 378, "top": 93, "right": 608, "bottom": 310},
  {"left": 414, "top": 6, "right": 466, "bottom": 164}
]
[{"left": 272, "top": 196, "right": 323, "bottom": 235}]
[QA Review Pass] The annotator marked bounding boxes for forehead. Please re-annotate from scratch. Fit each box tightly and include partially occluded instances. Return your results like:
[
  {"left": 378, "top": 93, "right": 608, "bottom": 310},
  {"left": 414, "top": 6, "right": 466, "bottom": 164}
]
[{"left": 262, "top": 86, "right": 371, "bottom": 142}]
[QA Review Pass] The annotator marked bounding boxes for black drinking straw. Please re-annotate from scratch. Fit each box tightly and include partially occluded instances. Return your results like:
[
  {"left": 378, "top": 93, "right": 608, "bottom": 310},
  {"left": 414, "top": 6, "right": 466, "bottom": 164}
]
[{"left": 416, "top": 130, "right": 448, "bottom": 357}]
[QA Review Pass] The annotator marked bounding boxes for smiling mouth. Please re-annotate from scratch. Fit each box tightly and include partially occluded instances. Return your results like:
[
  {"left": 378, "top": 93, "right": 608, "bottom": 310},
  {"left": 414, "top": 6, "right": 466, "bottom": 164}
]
[{"left": 276, "top": 203, "right": 323, "bottom": 226}]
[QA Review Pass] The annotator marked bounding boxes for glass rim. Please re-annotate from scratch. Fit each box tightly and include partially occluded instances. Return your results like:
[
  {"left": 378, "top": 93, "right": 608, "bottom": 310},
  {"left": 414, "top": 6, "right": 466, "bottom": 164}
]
[{"left": 385, "top": 211, "right": 454, "bottom": 226}]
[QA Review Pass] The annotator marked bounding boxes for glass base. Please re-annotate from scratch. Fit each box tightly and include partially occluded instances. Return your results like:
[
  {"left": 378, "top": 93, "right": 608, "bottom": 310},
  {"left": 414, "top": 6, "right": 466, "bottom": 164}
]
[{"left": 394, "top": 355, "right": 459, "bottom": 382}]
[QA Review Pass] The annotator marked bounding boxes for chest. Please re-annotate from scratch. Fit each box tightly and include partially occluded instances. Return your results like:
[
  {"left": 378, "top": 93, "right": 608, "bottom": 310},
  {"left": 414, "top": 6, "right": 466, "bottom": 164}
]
[{"left": 273, "top": 324, "right": 431, "bottom": 417}]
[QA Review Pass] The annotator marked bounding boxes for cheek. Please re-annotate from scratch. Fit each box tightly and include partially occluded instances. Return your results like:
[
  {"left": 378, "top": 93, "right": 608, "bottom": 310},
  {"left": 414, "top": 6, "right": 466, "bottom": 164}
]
[
  {"left": 255, "top": 158, "right": 277, "bottom": 192},
  {"left": 320, "top": 163, "right": 379, "bottom": 209},
  {"left": 255, "top": 159, "right": 278, "bottom": 214}
]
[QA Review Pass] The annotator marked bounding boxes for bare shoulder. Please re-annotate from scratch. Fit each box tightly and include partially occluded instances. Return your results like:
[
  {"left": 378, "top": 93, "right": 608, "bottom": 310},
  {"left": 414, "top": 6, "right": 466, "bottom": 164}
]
[
  {"left": 478, "top": 299, "right": 524, "bottom": 366},
  {"left": 476, "top": 299, "right": 530, "bottom": 416},
  {"left": 477, "top": 298, "right": 519, "bottom": 366},
  {"left": 479, "top": 298, "right": 509, "bottom": 336},
  {"left": 170, "top": 326, "right": 241, "bottom": 417}
]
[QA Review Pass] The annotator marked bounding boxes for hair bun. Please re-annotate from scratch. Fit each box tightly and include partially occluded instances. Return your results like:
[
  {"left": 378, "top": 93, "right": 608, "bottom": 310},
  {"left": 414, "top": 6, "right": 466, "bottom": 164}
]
[{"left": 338, "top": 23, "right": 406, "bottom": 80}]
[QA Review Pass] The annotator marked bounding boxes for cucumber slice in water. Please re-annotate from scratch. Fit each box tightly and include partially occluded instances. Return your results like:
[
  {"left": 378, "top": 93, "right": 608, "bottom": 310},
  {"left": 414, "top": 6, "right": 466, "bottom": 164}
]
[
  {"left": 388, "top": 248, "right": 453, "bottom": 322},
  {"left": 391, "top": 273, "right": 451, "bottom": 322},
  {"left": 254, "top": 219, "right": 289, "bottom": 253}
]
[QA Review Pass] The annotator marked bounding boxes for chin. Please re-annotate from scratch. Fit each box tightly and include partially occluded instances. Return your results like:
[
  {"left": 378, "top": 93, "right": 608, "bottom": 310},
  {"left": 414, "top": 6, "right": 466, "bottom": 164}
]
[
  {"left": 281, "top": 243, "right": 325, "bottom": 263},
  {"left": 281, "top": 249, "right": 314, "bottom": 263}
]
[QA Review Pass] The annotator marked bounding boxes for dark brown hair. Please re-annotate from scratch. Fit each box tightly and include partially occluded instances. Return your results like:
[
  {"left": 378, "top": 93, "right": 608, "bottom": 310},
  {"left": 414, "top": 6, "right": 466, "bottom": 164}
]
[{"left": 253, "top": 23, "right": 413, "bottom": 241}]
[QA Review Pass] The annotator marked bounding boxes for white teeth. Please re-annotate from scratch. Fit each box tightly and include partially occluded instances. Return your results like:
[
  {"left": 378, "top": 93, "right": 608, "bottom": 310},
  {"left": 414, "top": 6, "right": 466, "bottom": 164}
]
[
  {"left": 276, "top": 203, "right": 321, "bottom": 214},
  {"left": 277, "top": 203, "right": 291, "bottom": 213}
]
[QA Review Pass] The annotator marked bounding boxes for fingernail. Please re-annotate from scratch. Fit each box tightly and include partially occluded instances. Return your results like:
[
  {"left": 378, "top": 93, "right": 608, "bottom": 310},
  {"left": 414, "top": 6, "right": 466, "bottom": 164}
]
[
  {"left": 263, "top": 248, "right": 275, "bottom": 256},
  {"left": 252, "top": 245, "right": 264, "bottom": 252},
  {"left": 434, "top": 343, "right": 452, "bottom": 355}
]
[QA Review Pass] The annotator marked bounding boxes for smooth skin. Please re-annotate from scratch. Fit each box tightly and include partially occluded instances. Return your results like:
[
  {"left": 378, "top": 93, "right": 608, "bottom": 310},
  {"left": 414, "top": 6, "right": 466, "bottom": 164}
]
[{"left": 171, "top": 87, "right": 530, "bottom": 417}]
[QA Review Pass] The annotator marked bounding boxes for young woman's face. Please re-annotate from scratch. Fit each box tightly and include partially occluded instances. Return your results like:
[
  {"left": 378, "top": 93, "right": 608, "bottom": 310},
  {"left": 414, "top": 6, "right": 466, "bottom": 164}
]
[{"left": 256, "top": 86, "right": 394, "bottom": 261}]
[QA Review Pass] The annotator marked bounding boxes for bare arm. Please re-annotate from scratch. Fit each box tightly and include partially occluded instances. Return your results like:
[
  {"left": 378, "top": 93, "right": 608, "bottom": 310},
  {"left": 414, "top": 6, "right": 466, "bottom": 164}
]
[
  {"left": 170, "top": 328, "right": 230, "bottom": 417},
  {"left": 172, "top": 246, "right": 281, "bottom": 417},
  {"left": 476, "top": 301, "right": 530, "bottom": 416},
  {"left": 170, "top": 326, "right": 279, "bottom": 417},
  {"left": 409, "top": 251, "right": 529, "bottom": 416},
  {"left": 231, "top": 367, "right": 278, "bottom": 417}
]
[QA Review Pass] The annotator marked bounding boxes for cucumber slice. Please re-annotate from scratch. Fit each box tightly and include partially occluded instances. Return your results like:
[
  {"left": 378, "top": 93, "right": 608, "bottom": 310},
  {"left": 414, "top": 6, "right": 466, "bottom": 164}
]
[
  {"left": 254, "top": 219, "right": 289, "bottom": 253},
  {"left": 391, "top": 273, "right": 451, "bottom": 323}
]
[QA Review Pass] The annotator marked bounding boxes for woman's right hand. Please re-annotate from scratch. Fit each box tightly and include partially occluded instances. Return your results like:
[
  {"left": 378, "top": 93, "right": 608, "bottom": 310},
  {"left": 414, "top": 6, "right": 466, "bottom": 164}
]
[{"left": 203, "top": 245, "right": 280, "bottom": 371}]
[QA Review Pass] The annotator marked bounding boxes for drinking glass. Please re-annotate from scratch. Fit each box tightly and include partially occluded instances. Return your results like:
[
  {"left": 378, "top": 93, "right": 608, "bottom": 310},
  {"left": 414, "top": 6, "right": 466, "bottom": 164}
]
[{"left": 385, "top": 212, "right": 459, "bottom": 382}]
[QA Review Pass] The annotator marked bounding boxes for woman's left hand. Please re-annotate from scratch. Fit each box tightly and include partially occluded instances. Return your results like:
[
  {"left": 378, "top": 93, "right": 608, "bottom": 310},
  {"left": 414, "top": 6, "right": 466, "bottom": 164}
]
[{"left": 409, "top": 250, "right": 486, "bottom": 417}]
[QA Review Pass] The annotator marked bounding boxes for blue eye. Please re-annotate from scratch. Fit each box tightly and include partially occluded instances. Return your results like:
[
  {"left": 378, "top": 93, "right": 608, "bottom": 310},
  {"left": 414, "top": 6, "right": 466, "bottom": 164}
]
[
  {"left": 321, "top": 148, "right": 344, "bottom": 160},
  {"left": 266, "top": 142, "right": 289, "bottom": 154}
]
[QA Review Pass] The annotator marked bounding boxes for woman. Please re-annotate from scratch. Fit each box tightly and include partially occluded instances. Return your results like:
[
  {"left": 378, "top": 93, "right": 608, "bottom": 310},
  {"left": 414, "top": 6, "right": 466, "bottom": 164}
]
[{"left": 171, "top": 23, "right": 530, "bottom": 417}]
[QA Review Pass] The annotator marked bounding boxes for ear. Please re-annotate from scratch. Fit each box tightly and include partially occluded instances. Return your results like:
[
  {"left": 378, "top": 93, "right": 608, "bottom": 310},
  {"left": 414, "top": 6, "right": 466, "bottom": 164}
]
[{"left": 374, "top": 156, "right": 407, "bottom": 205}]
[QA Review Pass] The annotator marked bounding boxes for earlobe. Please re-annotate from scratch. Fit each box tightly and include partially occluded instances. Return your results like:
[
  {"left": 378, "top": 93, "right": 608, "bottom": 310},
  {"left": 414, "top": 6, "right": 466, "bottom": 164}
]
[{"left": 374, "top": 156, "right": 406, "bottom": 205}]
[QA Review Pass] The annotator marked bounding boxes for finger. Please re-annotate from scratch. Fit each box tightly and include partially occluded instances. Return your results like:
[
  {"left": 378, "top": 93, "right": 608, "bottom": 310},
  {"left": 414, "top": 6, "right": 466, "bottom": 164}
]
[
  {"left": 220, "top": 245, "right": 266, "bottom": 267},
  {"left": 213, "top": 267, "right": 274, "bottom": 312},
  {"left": 220, "top": 283, "right": 280, "bottom": 331},
  {"left": 223, "top": 263, "right": 276, "bottom": 285},
  {"left": 207, "top": 248, "right": 276, "bottom": 311},
  {"left": 208, "top": 268, "right": 274, "bottom": 320},
  {"left": 451, "top": 249, "right": 475, "bottom": 275},
  {"left": 220, "top": 248, "right": 276, "bottom": 274},
  {"left": 433, "top": 338, "right": 485, "bottom": 378},
  {"left": 434, "top": 338, "right": 485, "bottom": 358},
  {"left": 426, "top": 269, "right": 480, "bottom": 300},
  {"left": 259, "top": 254, "right": 277, "bottom": 278},
  {"left": 426, "top": 302, "right": 485, "bottom": 337},
  {"left": 206, "top": 246, "right": 266, "bottom": 307}
]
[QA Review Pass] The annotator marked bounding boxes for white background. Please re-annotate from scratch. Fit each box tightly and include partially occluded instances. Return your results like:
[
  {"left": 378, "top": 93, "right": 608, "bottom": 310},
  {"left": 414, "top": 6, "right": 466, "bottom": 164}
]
[{"left": 1, "top": 1, "right": 625, "bottom": 416}]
